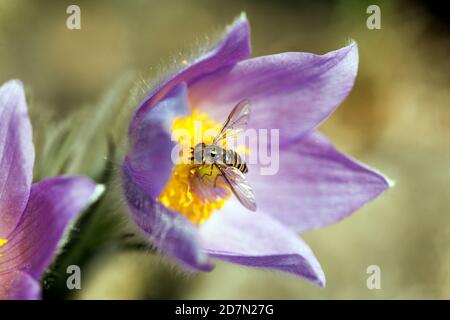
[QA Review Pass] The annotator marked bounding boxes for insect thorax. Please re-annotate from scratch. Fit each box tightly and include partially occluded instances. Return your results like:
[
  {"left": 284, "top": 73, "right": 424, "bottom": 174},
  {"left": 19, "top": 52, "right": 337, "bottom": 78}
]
[{"left": 192, "top": 142, "right": 247, "bottom": 174}]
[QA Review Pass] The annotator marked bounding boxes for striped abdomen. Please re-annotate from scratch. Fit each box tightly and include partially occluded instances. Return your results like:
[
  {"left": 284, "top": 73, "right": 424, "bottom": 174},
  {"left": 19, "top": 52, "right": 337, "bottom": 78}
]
[{"left": 223, "top": 148, "right": 248, "bottom": 174}]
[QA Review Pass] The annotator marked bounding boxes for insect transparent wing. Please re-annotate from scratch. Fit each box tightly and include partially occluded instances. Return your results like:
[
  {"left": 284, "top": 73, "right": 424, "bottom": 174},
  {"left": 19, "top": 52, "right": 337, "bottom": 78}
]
[
  {"left": 213, "top": 99, "right": 251, "bottom": 146},
  {"left": 217, "top": 164, "right": 257, "bottom": 211},
  {"left": 191, "top": 164, "right": 230, "bottom": 202}
]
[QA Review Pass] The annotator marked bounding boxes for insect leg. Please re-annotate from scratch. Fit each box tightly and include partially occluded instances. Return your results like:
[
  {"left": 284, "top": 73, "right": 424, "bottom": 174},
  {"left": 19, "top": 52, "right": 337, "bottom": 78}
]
[
  {"left": 213, "top": 169, "right": 220, "bottom": 188},
  {"left": 199, "top": 166, "right": 214, "bottom": 180}
]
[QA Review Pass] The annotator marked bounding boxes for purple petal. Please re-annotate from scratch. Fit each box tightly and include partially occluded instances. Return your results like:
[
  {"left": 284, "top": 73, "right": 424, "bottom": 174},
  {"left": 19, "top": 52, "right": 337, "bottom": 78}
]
[
  {"left": 127, "top": 82, "right": 188, "bottom": 198},
  {"left": 121, "top": 165, "right": 213, "bottom": 271},
  {"left": 0, "top": 271, "right": 40, "bottom": 300},
  {"left": 189, "top": 43, "right": 358, "bottom": 144},
  {"left": 0, "top": 80, "right": 34, "bottom": 238},
  {"left": 199, "top": 201, "right": 325, "bottom": 286},
  {"left": 248, "top": 132, "right": 392, "bottom": 233},
  {"left": 123, "top": 78, "right": 212, "bottom": 271},
  {"left": 0, "top": 176, "right": 98, "bottom": 278},
  {"left": 131, "top": 14, "right": 251, "bottom": 131}
]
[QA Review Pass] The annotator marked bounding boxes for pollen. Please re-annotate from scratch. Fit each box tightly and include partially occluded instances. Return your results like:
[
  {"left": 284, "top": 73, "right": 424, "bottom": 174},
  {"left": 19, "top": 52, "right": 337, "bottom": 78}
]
[
  {"left": 158, "top": 110, "right": 229, "bottom": 224},
  {"left": 0, "top": 238, "right": 8, "bottom": 257}
]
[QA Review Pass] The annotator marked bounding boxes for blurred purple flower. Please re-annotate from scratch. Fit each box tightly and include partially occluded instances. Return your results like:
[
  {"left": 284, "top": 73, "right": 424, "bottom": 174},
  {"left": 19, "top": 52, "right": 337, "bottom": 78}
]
[
  {"left": 0, "top": 80, "right": 101, "bottom": 299},
  {"left": 121, "top": 14, "right": 392, "bottom": 286}
]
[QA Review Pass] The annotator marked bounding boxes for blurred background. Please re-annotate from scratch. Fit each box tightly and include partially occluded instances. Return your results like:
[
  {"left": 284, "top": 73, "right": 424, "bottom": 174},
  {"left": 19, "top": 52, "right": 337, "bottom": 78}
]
[{"left": 0, "top": 0, "right": 449, "bottom": 299}]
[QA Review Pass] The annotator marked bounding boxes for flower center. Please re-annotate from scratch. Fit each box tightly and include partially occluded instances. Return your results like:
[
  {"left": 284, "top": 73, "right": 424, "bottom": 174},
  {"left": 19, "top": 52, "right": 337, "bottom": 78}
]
[
  {"left": 0, "top": 238, "right": 7, "bottom": 257},
  {"left": 158, "top": 110, "right": 231, "bottom": 224}
]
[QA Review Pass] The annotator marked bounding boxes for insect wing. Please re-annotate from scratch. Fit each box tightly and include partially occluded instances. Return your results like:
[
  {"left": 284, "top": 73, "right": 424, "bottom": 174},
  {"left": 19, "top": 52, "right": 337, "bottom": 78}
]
[
  {"left": 217, "top": 164, "right": 257, "bottom": 211},
  {"left": 191, "top": 164, "right": 230, "bottom": 202},
  {"left": 213, "top": 99, "right": 251, "bottom": 146}
]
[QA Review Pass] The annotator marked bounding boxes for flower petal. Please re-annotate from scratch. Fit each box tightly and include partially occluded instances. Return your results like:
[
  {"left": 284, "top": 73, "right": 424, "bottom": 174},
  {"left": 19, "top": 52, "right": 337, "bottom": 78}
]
[
  {"left": 0, "top": 80, "right": 34, "bottom": 238},
  {"left": 0, "top": 176, "right": 98, "bottom": 278},
  {"left": 190, "top": 43, "right": 358, "bottom": 144},
  {"left": 121, "top": 166, "right": 213, "bottom": 271},
  {"left": 131, "top": 14, "right": 251, "bottom": 131},
  {"left": 248, "top": 132, "right": 392, "bottom": 233},
  {"left": 124, "top": 80, "right": 212, "bottom": 271},
  {"left": 199, "top": 201, "right": 325, "bottom": 286},
  {"left": 127, "top": 82, "right": 189, "bottom": 198},
  {"left": 0, "top": 271, "right": 40, "bottom": 300}
]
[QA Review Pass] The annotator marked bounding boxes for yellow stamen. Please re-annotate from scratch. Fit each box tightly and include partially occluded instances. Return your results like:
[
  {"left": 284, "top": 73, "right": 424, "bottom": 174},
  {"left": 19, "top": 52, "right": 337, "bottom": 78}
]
[
  {"left": 0, "top": 238, "right": 8, "bottom": 257},
  {"left": 158, "top": 110, "right": 228, "bottom": 224}
]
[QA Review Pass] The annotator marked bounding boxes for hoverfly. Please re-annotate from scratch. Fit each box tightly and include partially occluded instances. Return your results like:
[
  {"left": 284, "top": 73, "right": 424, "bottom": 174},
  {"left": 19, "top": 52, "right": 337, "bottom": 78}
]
[{"left": 189, "top": 99, "right": 257, "bottom": 211}]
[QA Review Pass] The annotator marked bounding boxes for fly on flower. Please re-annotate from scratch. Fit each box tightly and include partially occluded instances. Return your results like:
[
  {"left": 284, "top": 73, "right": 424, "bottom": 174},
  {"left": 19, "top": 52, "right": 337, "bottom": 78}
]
[
  {"left": 121, "top": 14, "right": 392, "bottom": 286},
  {"left": 189, "top": 99, "right": 256, "bottom": 212}
]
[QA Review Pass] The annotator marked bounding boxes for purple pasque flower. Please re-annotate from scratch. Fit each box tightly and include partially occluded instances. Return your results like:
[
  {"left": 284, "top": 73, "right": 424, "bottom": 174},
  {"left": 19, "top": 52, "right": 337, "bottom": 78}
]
[
  {"left": 0, "top": 80, "right": 101, "bottom": 299},
  {"left": 121, "top": 14, "right": 392, "bottom": 286}
]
